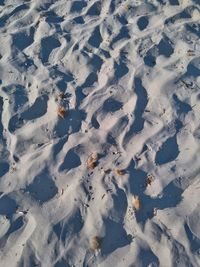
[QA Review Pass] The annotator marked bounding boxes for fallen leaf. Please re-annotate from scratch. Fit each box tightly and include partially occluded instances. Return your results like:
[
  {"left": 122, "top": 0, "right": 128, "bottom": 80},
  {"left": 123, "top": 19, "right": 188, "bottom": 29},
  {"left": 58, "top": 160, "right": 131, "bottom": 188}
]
[
  {"left": 57, "top": 106, "right": 66, "bottom": 118},
  {"left": 132, "top": 195, "right": 141, "bottom": 210},
  {"left": 87, "top": 153, "right": 99, "bottom": 170},
  {"left": 90, "top": 152, "right": 98, "bottom": 162},
  {"left": 114, "top": 169, "right": 125, "bottom": 175},
  {"left": 89, "top": 236, "right": 101, "bottom": 250},
  {"left": 87, "top": 161, "right": 96, "bottom": 170}
]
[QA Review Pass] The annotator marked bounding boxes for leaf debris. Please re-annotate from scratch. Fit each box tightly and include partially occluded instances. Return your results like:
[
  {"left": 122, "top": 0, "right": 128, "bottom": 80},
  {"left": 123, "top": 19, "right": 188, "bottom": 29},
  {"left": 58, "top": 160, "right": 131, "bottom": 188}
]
[
  {"left": 87, "top": 153, "right": 99, "bottom": 170},
  {"left": 57, "top": 106, "right": 66, "bottom": 118}
]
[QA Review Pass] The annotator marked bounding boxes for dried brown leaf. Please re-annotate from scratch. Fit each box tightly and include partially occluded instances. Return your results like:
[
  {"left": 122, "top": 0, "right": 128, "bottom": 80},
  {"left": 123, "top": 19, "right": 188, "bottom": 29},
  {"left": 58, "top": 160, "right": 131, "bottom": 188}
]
[
  {"left": 87, "top": 161, "right": 96, "bottom": 170},
  {"left": 87, "top": 153, "right": 99, "bottom": 170},
  {"left": 114, "top": 169, "right": 125, "bottom": 176},
  {"left": 89, "top": 236, "right": 101, "bottom": 250},
  {"left": 132, "top": 195, "right": 141, "bottom": 210},
  {"left": 57, "top": 106, "right": 66, "bottom": 118}
]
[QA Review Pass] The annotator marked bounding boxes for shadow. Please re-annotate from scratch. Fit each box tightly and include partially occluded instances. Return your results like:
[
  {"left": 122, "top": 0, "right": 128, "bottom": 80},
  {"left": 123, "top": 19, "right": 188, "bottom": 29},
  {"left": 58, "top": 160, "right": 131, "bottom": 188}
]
[
  {"left": 192, "top": 0, "right": 200, "bottom": 4},
  {"left": 184, "top": 223, "right": 200, "bottom": 253},
  {"left": 177, "top": 59, "right": 200, "bottom": 86},
  {"left": 173, "top": 94, "right": 192, "bottom": 115},
  {"left": 127, "top": 160, "right": 147, "bottom": 196},
  {"left": 73, "top": 16, "right": 85, "bottom": 24},
  {"left": 8, "top": 94, "right": 48, "bottom": 133},
  {"left": 186, "top": 62, "right": 200, "bottom": 77},
  {"left": 21, "top": 94, "right": 48, "bottom": 120},
  {"left": 106, "top": 133, "right": 117, "bottom": 146},
  {"left": 155, "top": 135, "right": 180, "bottom": 165},
  {"left": 86, "top": 1, "right": 101, "bottom": 16},
  {"left": 137, "top": 16, "right": 149, "bottom": 31},
  {"left": 174, "top": 119, "right": 183, "bottom": 132},
  {"left": 12, "top": 27, "right": 35, "bottom": 51},
  {"left": 43, "top": 11, "right": 64, "bottom": 33},
  {"left": 54, "top": 108, "right": 86, "bottom": 138},
  {"left": 109, "top": 0, "right": 116, "bottom": 13},
  {"left": 59, "top": 147, "right": 81, "bottom": 172},
  {"left": 100, "top": 48, "right": 111, "bottom": 59},
  {"left": 157, "top": 0, "right": 167, "bottom": 4},
  {"left": 25, "top": 169, "right": 58, "bottom": 204},
  {"left": 158, "top": 35, "right": 174, "bottom": 57},
  {"left": 114, "top": 58, "right": 129, "bottom": 80},
  {"left": 165, "top": 8, "right": 192, "bottom": 25},
  {"left": 155, "top": 179, "right": 183, "bottom": 209},
  {"left": 75, "top": 54, "right": 103, "bottom": 107},
  {"left": 88, "top": 26, "right": 102, "bottom": 48},
  {"left": 6, "top": 216, "right": 24, "bottom": 236},
  {"left": 89, "top": 53, "right": 103, "bottom": 71},
  {"left": 40, "top": 36, "right": 61, "bottom": 64},
  {"left": 53, "top": 208, "right": 83, "bottom": 245},
  {"left": 169, "top": 0, "right": 179, "bottom": 5},
  {"left": 142, "top": 36, "right": 174, "bottom": 67},
  {"left": 11, "top": 49, "right": 37, "bottom": 72},
  {"left": 2, "top": 84, "right": 28, "bottom": 131},
  {"left": 13, "top": 154, "right": 20, "bottom": 163},
  {"left": 144, "top": 54, "right": 156, "bottom": 67},
  {"left": 54, "top": 259, "right": 70, "bottom": 267},
  {"left": 91, "top": 115, "right": 100, "bottom": 129},
  {"left": 107, "top": 115, "right": 129, "bottom": 141},
  {"left": 56, "top": 80, "right": 67, "bottom": 91},
  {"left": 0, "top": 195, "right": 17, "bottom": 216},
  {"left": 132, "top": 77, "right": 148, "bottom": 133},
  {"left": 103, "top": 98, "right": 123, "bottom": 113},
  {"left": 133, "top": 246, "right": 159, "bottom": 267},
  {"left": 10, "top": 85, "right": 28, "bottom": 112},
  {"left": 123, "top": 78, "right": 148, "bottom": 146},
  {"left": 38, "top": 1, "right": 55, "bottom": 11},
  {"left": 101, "top": 218, "right": 132, "bottom": 255},
  {"left": 186, "top": 23, "right": 200, "bottom": 38},
  {"left": 45, "top": 11, "right": 64, "bottom": 24},
  {"left": 63, "top": 33, "right": 71, "bottom": 43},
  {"left": 70, "top": 1, "right": 87, "bottom": 13},
  {"left": 49, "top": 65, "right": 74, "bottom": 88},
  {"left": 19, "top": 252, "right": 41, "bottom": 267},
  {"left": 127, "top": 160, "right": 183, "bottom": 223},
  {"left": 116, "top": 14, "right": 128, "bottom": 25},
  {"left": 0, "top": 3, "right": 28, "bottom": 27},
  {"left": 8, "top": 114, "right": 24, "bottom": 133},
  {"left": 0, "top": 162, "right": 9, "bottom": 178},
  {"left": 52, "top": 136, "right": 68, "bottom": 160},
  {"left": 110, "top": 26, "right": 130, "bottom": 49},
  {"left": 0, "top": 215, "right": 25, "bottom": 250},
  {"left": 101, "top": 186, "right": 132, "bottom": 255},
  {"left": 0, "top": 97, "right": 3, "bottom": 140},
  {"left": 136, "top": 181, "right": 183, "bottom": 223},
  {"left": 79, "top": 72, "right": 97, "bottom": 96}
]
